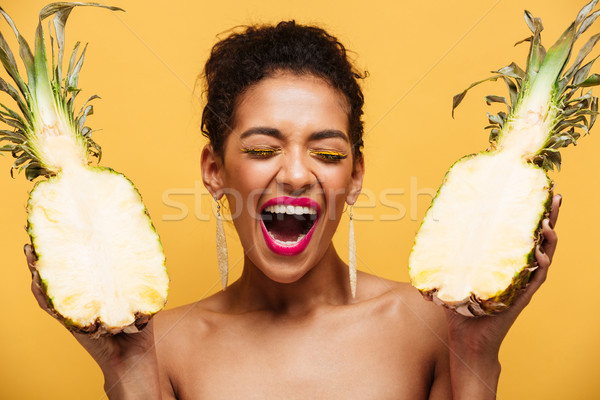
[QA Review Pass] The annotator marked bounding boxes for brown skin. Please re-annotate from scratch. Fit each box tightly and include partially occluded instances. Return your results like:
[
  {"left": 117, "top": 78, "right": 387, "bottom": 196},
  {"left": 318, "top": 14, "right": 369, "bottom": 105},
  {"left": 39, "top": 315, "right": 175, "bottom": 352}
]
[{"left": 25, "top": 72, "right": 560, "bottom": 399}]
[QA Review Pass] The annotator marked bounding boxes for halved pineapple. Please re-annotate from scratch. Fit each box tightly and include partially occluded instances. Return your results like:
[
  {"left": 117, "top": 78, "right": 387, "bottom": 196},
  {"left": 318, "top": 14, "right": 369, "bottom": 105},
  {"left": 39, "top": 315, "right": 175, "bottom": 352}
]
[
  {"left": 409, "top": 1, "right": 600, "bottom": 316},
  {"left": 0, "top": 3, "right": 168, "bottom": 335}
]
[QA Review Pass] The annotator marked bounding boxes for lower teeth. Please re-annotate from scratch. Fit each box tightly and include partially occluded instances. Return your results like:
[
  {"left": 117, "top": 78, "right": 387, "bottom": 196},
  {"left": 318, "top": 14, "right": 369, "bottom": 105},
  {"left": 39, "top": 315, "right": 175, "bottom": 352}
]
[{"left": 272, "top": 233, "right": 306, "bottom": 246}]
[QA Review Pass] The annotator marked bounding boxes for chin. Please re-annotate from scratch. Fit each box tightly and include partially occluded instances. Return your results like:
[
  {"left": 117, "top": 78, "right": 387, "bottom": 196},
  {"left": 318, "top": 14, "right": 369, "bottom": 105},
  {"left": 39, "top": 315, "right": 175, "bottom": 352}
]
[{"left": 256, "top": 254, "right": 314, "bottom": 284}]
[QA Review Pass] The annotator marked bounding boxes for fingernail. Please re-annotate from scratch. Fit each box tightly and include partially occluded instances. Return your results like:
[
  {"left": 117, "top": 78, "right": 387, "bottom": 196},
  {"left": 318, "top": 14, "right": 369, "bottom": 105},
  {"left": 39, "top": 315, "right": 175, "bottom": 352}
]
[
  {"left": 558, "top": 195, "right": 562, "bottom": 207},
  {"left": 23, "top": 244, "right": 28, "bottom": 255}
]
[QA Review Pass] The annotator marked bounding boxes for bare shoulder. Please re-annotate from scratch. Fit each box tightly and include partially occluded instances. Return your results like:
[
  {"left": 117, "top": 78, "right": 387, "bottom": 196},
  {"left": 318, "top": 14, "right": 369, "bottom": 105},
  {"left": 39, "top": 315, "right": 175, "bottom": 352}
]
[
  {"left": 153, "top": 293, "right": 224, "bottom": 341},
  {"left": 356, "top": 271, "right": 448, "bottom": 345},
  {"left": 352, "top": 272, "right": 450, "bottom": 389}
]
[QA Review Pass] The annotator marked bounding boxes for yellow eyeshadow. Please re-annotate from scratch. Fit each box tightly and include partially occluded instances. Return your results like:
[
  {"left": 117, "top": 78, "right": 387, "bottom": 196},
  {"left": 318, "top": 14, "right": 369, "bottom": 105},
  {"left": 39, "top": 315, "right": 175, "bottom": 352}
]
[
  {"left": 310, "top": 150, "right": 348, "bottom": 160},
  {"left": 241, "top": 148, "right": 280, "bottom": 157}
]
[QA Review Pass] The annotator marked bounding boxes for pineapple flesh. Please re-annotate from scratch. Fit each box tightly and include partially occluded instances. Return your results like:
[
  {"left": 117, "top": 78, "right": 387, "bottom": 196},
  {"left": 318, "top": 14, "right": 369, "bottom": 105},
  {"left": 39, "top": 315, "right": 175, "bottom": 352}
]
[
  {"left": 0, "top": 3, "right": 168, "bottom": 335},
  {"left": 409, "top": 1, "right": 600, "bottom": 316}
]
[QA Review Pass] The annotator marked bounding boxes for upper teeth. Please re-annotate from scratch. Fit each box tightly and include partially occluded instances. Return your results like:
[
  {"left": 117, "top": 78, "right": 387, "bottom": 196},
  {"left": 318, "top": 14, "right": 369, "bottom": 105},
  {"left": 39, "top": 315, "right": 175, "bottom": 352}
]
[{"left": 263, "top": 204, "right": 317, "bottom": 215}]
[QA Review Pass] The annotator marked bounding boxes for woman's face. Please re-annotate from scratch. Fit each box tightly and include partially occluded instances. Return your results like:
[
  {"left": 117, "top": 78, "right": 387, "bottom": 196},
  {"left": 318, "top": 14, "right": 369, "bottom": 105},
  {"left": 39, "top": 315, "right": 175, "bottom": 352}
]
[{"left": 203, "top": 72, "right": 364, "bottom": 283}]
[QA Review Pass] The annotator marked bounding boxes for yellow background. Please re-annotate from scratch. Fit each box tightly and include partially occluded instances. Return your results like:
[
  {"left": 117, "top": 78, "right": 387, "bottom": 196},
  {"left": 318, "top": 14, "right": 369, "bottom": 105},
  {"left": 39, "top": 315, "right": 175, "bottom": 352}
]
[{"left": 1, "top": 0, "right": 598, "bottom": 398}]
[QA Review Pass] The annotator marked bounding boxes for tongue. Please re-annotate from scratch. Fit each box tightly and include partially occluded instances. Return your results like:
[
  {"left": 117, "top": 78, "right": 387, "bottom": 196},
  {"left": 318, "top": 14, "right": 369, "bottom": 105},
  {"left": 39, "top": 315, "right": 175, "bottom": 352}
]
[{"left": 267, "top": 214, "right": 306, "bottom": 242}]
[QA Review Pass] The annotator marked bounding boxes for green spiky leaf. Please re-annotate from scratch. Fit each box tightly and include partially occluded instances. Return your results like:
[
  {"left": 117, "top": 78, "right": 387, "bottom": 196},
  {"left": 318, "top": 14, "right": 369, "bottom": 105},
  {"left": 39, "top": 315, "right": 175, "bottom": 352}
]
[{"left": 0, "top": 3, "right": 123, "bottom": 180}]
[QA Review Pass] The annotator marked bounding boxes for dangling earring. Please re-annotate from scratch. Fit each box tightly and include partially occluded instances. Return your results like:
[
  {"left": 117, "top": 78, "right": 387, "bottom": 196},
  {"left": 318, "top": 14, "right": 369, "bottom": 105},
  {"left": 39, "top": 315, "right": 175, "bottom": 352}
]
[
  {"left": 215, "top": 196, "right": 228, "bottom": 290},
  {"left": 348, "top": 205, "right": 357, "bottom": 298}
]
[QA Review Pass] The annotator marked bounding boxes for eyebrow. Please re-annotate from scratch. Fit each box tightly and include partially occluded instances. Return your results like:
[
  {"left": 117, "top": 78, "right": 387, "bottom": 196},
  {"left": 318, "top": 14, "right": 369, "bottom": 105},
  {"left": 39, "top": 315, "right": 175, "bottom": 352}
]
[
  {"left": 239, "top": 127, "right": 282, "bottom": 140},
  {"left": 309, "top": 129, "right": 349, "bottom": 142},
  {"left": 239, "top": 127, "right": 349, "bottom": 142}
]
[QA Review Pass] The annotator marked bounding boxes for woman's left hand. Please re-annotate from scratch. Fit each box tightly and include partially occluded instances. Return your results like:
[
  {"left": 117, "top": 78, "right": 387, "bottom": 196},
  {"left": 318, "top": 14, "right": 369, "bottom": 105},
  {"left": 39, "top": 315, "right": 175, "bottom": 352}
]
[{"left": 444, "top": 193, "right": 561, "bottom": 399}]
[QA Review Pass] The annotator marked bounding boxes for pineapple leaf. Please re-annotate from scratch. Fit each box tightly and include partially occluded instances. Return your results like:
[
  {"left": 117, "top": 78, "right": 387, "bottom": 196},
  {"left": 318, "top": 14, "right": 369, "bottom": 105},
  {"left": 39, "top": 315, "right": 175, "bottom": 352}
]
[
  {"left": 0, "top": 135, "right": 24, "bottom": 144},
  {"left": 76, "top": 94, "right": 99, "bottom": 117},
  {"left": 0, "top": 31, "right": 28, "bottom": 98},
  {"left": 52, "top": 8, "right": 72, "bottom": 84},
  {"left": 1, "top": 104, "right": 27, "bottom": 127},
  {"left": 569, "top": 73, "right": 600, "bottom": 88},
  {"left": 453, "top": 1, "right": 600, "bottom": 172},
  {"left": 24, "top": 160, "right": 48, "bottom": 180},
  {"left": 591, "top": 97, "right": 598, "bottom": 128},
  {"left": 0, "top": 129, "right": 25, "bottom": 139},
  {"left": 65, "top": 41, "right": 80, "bottom": 95},
  {"left": 0, "top": 3, "right": 124, "bottom": 179},
  {"left": 12, "top": 154, "right": 29, "bottom": 169},
  {"left": 452, "top": 75, "right": 502, "bottom": 117},
  {"left": 501, "top": 76, "right": 518, "bottom": 107},
  {"left": 537, "top": 148, "right": 562, "bottom": 171},
  {"left": 485, "top": 95, "right": 510, "bottom": 107},
  {"left": 523, "top": 10, "right": 545, "bottom": 78},
  {"left": 562, "top": 33, "right": 600, "bottom": 84},
  {"left": 0, "top": 110, "right": 25, "bottom": 131},
  {"left": 0, "top": 7, "right": 35, "bottom": 88},
  {"left": 0, "top": 76, "right": 30, "bottom": 120},
  {"left": 524, "top": 10, "right": 544, "bottom": 35},
  {"left": 495, "top": 62, "right": 526, "bottom": 86},
  {"left": 77, "top": 104, "right": 93, "bottom": 130},
  {"left": 0, "top": 144, "right": 17, "bottom": 151},
  {"left": 573, "top": 56, "right": 599, "bottom": 85},
  {"left": 86, "top": 136, "right": 101, "bottom": 162},
  {"left": 514, "top": 36, "right": 533, "bottom": 48},
  {"left": 576, "top": 0, "right": 600, "bottom": 31},
  {"left": 66, "top": 42, "right": 86, "bottom": 92},
  {"left": 487, "top": 112, "right": 505, "bottom": 127},
  {"left": 33, "top": 19, "right": 53, "bottom": 105},
  {"left": 488, "top": 128, "right": 500, "bottom": 143},
  {"left": 40, "top": 3, "right": 124, "bottom": 20},
  {"left": 578, "top": 9, "right": 600, "bottom": 38}
]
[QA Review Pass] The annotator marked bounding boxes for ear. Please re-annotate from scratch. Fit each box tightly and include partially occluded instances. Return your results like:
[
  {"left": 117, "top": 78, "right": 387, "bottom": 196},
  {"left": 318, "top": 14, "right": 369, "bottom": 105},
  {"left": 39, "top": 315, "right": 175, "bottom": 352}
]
[
  {"left": 346, "top": 156, "right": 365, "bottom": 205},
  {"left": 201, "top": 144, "right": 225, "bottom": 199}
]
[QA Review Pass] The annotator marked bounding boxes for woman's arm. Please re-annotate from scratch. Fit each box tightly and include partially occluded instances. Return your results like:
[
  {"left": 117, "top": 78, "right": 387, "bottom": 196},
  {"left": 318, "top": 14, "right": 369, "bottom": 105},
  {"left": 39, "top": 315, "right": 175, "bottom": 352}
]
[{"left": 443, "top": 194, "right": 561, "bottom": 399}]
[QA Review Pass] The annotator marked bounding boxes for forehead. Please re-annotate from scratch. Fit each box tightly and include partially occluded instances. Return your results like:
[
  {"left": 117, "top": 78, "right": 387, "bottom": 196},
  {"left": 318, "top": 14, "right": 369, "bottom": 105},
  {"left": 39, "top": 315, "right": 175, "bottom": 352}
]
[{"left": 232, "top": 72, "right": 350, "bottom": 136}]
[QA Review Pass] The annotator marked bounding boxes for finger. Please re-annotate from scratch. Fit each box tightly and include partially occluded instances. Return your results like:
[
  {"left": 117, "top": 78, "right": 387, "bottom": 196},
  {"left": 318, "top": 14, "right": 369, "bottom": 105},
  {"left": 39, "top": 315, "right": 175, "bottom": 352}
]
[
  {"left": 135, "top": 315, "right": 150, "bottom": 331},
  {"left": 548, "top": 194, "right": 561, "bottom": 228},
  {"left": 531, "top": 244, "right": 550, "bottom": 287},
  {"left": 30, "top": 270, "right": 52, "bottom": 316},
  {"left": 513, "top": 245, "right": 550, "bottom": 308},
  {"left": 25, "top": 244, "right": 52, "bottom": 315},
  {"left": 541, "top": 218, "right": 558, "bottom": 261},
  {"left": 24, "top": 244, "right": 37, "bottom": 275}
]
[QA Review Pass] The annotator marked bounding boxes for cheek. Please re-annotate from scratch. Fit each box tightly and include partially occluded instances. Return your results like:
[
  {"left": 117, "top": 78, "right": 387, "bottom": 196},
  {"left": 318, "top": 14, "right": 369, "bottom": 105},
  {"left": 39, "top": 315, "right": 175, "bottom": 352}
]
[
  {"left": 317, "top": 165, "right": 354, "bottom": 215},
  {"left": 223, "top": 160, "right": 278, "bottom": 216},
  {"left": 318, "top": 164, "right": 353, "bottom": 192}
]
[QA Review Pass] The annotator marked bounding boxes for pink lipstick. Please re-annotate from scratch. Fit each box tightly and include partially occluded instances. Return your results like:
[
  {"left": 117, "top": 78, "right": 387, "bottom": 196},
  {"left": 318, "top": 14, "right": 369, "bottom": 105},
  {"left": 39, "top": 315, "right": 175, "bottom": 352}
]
[{"left": 259, "top": 196, "right": 321, "bottom": 256}]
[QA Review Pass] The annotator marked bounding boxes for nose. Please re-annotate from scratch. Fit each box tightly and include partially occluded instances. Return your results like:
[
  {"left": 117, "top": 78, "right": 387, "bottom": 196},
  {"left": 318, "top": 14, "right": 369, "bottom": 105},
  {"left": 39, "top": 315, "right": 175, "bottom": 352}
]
[{"left": 276, "top": 148, "right": 315, "bottom": 195}]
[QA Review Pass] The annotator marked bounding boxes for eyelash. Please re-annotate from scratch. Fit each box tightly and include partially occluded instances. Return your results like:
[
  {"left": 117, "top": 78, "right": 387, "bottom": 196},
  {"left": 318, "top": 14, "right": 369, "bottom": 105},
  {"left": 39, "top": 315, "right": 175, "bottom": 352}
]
[
  {"left": 241, "top": 148, "right": 348, "bottom": 162},
  {"left": 241, "top": 148, "right": 280, "bottom": 158},
  {"left": 310, "top": 150, "right": 348, "bottom": 162}
]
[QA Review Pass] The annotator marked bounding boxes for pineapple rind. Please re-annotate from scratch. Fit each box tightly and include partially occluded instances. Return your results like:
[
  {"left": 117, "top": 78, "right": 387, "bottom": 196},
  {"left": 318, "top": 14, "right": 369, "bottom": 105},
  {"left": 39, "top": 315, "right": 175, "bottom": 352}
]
[{"left": 27, "top": 165, "right": 169, "bottom": 337}]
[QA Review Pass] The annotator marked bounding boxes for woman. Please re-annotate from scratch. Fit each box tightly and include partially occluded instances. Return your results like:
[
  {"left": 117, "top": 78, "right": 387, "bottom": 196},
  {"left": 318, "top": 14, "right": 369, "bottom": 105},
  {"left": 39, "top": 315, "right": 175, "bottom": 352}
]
[{"left": 25, "top": 21, "right": 560, "bottom": 399}]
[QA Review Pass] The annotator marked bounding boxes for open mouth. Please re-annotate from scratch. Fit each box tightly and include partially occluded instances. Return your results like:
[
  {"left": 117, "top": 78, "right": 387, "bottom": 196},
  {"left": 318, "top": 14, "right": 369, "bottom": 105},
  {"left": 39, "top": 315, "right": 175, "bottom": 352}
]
[
  {"left": 261, "top": 205, "right": 318, "bottom": 243},
  {"left": 259, "top": 197, "right": 320, "bottom": 256}
]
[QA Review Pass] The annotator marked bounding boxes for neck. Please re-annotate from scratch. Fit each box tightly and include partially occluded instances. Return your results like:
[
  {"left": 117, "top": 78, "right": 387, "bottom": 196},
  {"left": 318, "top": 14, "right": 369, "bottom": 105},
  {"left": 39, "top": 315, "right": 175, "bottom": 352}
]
[{"left": 226, "top": 244, "right": 353, "bottom": 317}]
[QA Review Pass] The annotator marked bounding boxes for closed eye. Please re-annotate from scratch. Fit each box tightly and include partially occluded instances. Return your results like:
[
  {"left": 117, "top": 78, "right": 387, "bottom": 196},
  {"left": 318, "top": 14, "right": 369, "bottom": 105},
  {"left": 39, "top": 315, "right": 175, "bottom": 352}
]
[
  {"left": 241, "top": 148, "right": 281, "bottom": 158},
  {"left": 310, "top": 150, "right": 348, "bottom": 162}
]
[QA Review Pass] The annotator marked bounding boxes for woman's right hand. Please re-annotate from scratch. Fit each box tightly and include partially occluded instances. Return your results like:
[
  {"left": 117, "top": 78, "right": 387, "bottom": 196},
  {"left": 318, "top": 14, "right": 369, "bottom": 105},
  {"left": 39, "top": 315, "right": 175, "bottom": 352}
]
[{"left": 25, "top": 244, "right": 162, "bottom": 399}]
